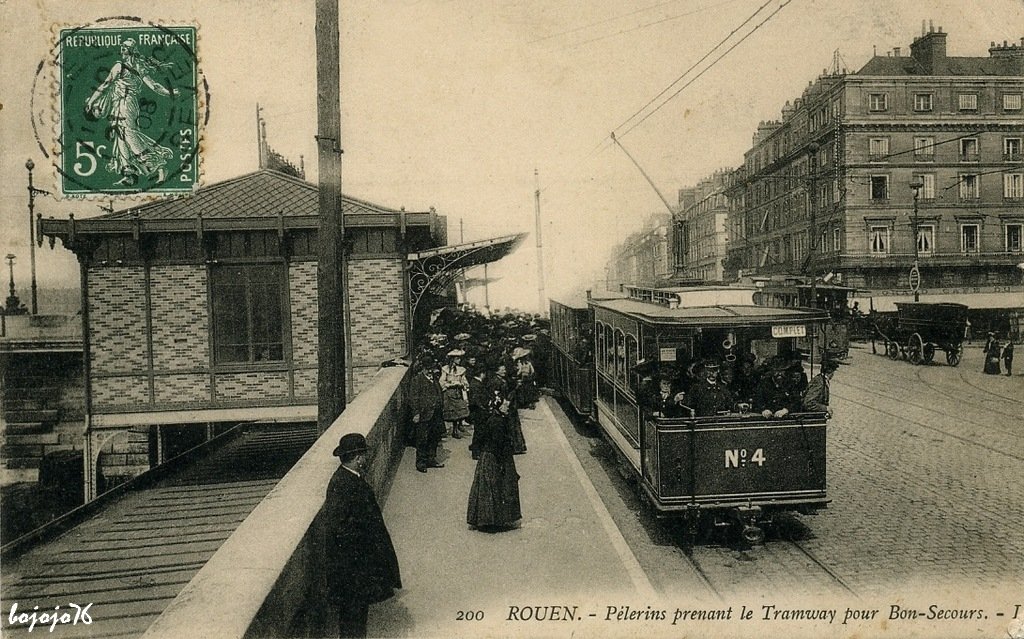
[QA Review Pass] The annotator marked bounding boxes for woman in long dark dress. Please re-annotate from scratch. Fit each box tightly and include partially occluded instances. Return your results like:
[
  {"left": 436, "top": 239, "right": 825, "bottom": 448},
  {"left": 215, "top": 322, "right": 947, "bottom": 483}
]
[
  {"left": 489, "top": 362, "right": 527, "bottom": 454},
  {"left": 467, "top": 394, "right": 522, "bottom": 531},
  {"left": 983, "top": 333, "right": 1002, "bottom": 375}
]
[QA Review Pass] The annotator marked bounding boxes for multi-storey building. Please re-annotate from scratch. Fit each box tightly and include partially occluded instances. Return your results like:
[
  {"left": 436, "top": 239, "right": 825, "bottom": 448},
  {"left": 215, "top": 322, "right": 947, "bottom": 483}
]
[
  {"left": 674, "top": 169, "right": 733, "bottom": 282},
  {"left": 726, "top": 26, "right": 1024, "bottom": 309},
  {"left": 604, "top": 213, "right": 673, "bottom": 290}
]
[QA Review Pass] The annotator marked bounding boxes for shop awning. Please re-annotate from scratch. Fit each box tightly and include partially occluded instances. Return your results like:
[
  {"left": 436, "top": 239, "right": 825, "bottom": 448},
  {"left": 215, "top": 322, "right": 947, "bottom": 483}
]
[
  {"left": 406, "top": 233, "right": 526, "bottom": 318},
  {"left": 852, "top": 290, "right": 1024, "bottom": 312}
]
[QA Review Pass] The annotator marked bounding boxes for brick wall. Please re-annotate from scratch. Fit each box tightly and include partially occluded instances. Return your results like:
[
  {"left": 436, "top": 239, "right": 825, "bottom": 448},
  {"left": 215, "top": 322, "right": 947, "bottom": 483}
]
[
  {"left": 293, "top": 368, "right": 317, "bottom": 400},
  {"left": 348, "top": 259, "right": 407, "bottom": 369},
  {"left": 215, "top": 371, "right": 289, "bottom": 402},
  {"left": 89, "top": 267, "right": 147, "bottom": 374},
  {"left": 154, "top": 373, "right": 211, "bottom": 404},
  {"left": 92, "top": 375, "right": 149, "bottom": 409},
  {"left": 290, "top": 262, "right": 318, "bottom": 369},
  {"left": 150, "top": 265, "right": 209, "bottom": 371}
]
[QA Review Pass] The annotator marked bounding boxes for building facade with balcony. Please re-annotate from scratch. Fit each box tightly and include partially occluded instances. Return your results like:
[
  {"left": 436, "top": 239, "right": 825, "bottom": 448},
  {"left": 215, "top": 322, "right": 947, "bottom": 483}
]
[
  {"left": 725, "top": 26, "right": 1024, "bottom": 311},
  {"left": 674, "top": 169, "right": 733, "bottom": 282}
]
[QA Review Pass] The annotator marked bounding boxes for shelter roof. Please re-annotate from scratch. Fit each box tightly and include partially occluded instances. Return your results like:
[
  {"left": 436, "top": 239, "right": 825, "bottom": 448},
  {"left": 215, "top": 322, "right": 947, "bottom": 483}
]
[
  {"left": 95, "top": 169, "right": 430, "bottom": 220},
  {"left": 591, "top": 298, "right": 827, "bottom": 327}
]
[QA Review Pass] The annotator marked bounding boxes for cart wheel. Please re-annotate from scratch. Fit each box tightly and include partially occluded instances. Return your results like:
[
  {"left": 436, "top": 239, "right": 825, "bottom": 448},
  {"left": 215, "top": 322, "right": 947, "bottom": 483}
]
[
  {"left": 922, "top": 343, "right": 935, "bottom": 365},
  {"left": 907, "top": 333, "right": 924, "bottom": 365},
  {"left": 885, "top": 340, "right": 901, "bottom": 360},
  {"left": 946, "top": 344, "right": 963, "bottom": 367}
]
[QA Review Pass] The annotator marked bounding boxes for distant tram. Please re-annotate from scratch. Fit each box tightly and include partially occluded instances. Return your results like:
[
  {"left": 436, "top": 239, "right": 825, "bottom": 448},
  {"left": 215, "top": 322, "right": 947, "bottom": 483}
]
[
  {"left": 551, "top": 285, "right": 833, "bottom": 544},
  {"left": 751, "top": 278, "right": 857, "bottom": 358}
]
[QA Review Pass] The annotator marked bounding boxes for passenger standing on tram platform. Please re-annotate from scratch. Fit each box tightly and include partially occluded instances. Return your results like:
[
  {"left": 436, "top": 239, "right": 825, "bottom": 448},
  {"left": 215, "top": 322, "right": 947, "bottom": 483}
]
[
  {"left": 322, "top": 433, "right": 402, "bottom": 638},
  {"left": 440, "top": 349, "right": 470, "bottom": 439},
  {"left": 1002, "top": 339, "right": 1014, "bottom": 376},
  {"left": 409, "top": 357, "right": 445, "bottom": 473},
  {"left": 688, "top": 361, "right": 735, "bottom": 417},
  {"left": 802, "top": 358, "right": 838, "bottom": 417},
  {"left": 755, "top": 361, "right": 795, "bottom": 418},
  {"left": 467, "top": 393, "right": 522, "bottom": 532},
  {"left": 467, "top": 366, "right": 489, "bottom": 460},
  {"left": 489, "top": 361, "right": 527, "bottom": 454}
]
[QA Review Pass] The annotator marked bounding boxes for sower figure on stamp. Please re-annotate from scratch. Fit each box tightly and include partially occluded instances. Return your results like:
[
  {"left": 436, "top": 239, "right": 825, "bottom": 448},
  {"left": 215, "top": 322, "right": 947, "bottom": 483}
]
[
  {"left": 409, "top": 356, "right": 445, "bottom": 473},
  {"left": 322, "top": 433, "right": 401, "bottom": 638},
  {"left": 85, "top": 39, "right": 176, "bottom": 185}
]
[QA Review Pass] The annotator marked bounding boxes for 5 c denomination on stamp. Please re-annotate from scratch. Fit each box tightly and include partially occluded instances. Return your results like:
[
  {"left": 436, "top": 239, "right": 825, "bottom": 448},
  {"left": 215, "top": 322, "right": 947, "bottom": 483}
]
[{"left": 58, "top": 24, "right": 199, "bottom": 196}]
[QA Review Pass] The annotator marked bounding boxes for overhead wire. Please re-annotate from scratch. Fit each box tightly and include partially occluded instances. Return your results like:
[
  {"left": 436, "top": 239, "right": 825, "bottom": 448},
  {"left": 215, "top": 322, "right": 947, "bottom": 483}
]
[
  {"left": 612, "top": 0, "right": 776, "bottom": 136},
  {"left": 619, "top": 0, "right": 793, "bottom": 139},
  {"left": 528, "top": 0, "right": 687, "bottom": 45},
  {"left": 571, "top": 0, "right": 746, "bottom": 49}
]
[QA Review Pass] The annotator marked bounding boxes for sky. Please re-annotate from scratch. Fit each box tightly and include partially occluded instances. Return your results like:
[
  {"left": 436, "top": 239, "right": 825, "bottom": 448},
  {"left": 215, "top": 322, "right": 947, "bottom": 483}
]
[{"left": 1, "top": 0, "right": 1022, "bottom": 313}]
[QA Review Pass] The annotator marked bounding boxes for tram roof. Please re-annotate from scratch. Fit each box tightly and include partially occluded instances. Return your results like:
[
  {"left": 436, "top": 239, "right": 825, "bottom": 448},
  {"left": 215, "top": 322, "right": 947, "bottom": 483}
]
[{"left": 590, "top": 298, "right": 828, "bottom": 326}]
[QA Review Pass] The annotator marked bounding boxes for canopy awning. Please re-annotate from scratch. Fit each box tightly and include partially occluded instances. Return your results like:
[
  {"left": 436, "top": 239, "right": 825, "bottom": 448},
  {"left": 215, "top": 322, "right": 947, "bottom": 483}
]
[
  {"left": 851, "top": 289, "right": 1024, "bottom": 312},
  {"left": 407, "top": 233, "right": 526, "bottom": 318}
]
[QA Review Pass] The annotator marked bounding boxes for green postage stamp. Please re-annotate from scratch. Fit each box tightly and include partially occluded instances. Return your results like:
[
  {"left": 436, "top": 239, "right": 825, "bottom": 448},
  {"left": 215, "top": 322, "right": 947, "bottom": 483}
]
[{"left": 58, "top": 25, "right": 199, "bottom": 196}]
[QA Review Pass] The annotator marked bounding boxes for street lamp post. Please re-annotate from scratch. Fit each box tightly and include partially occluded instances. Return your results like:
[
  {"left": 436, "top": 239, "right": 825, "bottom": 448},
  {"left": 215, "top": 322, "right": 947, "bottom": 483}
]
[
  {"left": 909, "top": 178, "right": 924, "bottom": 302},
  {"left": 26, "top": 159, "right": 50, "bottom": 315}
]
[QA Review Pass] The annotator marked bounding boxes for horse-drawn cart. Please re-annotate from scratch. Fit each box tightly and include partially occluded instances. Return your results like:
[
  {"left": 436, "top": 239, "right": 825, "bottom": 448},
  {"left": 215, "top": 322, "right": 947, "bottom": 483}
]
[{"left": 874, "top": 302, "right": 969, "bottom": 366}]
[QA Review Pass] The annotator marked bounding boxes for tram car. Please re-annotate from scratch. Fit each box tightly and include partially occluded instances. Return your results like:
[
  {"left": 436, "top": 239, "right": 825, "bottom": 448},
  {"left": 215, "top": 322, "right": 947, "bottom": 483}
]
[
  {"left": 751, "top": 277, "right": 856, "bottom": 359},
  {"left": 874, "top": 302, "right": 968, "bottom": 366},
  {"left": 552, "top": 285, "right": 832, "bottom": 544},
  {"left": 549, "top": 291, "right": 625, "bottom": 418}
]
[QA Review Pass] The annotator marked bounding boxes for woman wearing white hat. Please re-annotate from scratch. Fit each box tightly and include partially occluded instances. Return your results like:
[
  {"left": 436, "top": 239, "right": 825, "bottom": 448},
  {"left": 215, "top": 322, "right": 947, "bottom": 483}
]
[{"left": 440, "top": 349, "right": 470, "bottom": 439}]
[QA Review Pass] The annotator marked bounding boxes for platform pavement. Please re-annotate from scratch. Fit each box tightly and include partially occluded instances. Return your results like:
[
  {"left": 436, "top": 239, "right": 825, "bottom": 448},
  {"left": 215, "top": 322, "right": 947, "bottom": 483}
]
[{"left": 370, "top": 396, "right": 657, "bottom": 638}]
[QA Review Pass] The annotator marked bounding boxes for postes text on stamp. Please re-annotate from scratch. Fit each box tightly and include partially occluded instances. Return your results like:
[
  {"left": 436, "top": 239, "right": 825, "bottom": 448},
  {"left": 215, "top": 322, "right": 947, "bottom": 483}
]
[{"left": 59, "top": 25, "right": 199, "bottom": 196}]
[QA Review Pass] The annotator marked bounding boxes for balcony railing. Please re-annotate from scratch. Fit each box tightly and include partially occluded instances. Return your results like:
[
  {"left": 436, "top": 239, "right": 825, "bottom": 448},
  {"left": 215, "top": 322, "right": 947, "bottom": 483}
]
[
  {"left": 1004, "top": 152, "right": 1022, "bottom": 162},
  {"left": 959, "top": 152, "right": 980, "bottom": 162}
]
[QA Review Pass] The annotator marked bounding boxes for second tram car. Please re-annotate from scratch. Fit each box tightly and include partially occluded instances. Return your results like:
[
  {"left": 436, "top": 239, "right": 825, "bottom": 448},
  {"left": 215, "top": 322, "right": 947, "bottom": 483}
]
[{"left": 552, "top": 285, "right": 833, "bottom": 544}]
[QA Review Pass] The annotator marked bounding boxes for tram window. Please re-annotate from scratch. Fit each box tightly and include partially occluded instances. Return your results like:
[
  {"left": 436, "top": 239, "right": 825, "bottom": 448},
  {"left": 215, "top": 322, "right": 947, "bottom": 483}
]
[
  {"left": 604, "top": 324, "right": 614, "bottom": 374},
  {"left": 614, "top": 330, "right": 626, "bottom": 384},
  {"left": 626, "top": 335, "right": 638, "bottom": 392},
  {"left": 211, "top": 264, "right": 286, "bottom": 365}
]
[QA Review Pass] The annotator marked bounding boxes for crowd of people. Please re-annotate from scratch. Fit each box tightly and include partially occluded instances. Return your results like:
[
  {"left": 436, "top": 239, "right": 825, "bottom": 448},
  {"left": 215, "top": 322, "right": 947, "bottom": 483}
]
[
  {"left": 639, "top": 352, "right": 839, "bottom": 419},
  {"left": 405, "top": 306, "right": 551, "bottom": 533}
]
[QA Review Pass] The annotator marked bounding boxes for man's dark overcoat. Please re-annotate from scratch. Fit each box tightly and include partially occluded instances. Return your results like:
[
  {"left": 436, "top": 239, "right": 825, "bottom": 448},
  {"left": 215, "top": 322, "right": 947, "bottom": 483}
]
[{"left": 323, "top": 466, "right": 402, "bottom": 605}]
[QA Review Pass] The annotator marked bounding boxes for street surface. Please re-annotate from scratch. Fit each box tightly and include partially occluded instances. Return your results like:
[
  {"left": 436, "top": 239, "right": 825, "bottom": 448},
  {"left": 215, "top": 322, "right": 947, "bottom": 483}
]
[{"left": 552, "top": 342, "right": 1023, "bottom": 606}]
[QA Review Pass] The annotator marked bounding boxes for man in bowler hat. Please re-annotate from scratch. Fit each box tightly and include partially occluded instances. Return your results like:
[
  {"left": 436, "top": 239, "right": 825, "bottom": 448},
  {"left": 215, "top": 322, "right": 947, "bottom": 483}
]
[
  {"left": 409, "top": 357, "right": 445, "bottom": 472},
  {"left": 323, "top": 433, "right": 402, "bottom": 638}
]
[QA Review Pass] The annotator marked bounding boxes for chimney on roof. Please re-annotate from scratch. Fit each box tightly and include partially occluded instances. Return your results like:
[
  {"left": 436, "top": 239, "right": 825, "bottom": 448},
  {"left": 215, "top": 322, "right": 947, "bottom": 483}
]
[
  {"left": 989, "top": 38, "right": 1024, "bottom": 59},
  {"left": 893, "top": 47, "right": 901, "bottom": 56},
  {"left": 910, "top": 23, "right": 947, "bottom": 74}
]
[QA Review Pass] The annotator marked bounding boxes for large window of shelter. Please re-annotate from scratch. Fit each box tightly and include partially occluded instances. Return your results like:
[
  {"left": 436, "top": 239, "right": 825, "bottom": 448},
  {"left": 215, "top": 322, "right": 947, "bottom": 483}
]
[{"left": 211, "top": 264, "right": 286, "bottom": 365}]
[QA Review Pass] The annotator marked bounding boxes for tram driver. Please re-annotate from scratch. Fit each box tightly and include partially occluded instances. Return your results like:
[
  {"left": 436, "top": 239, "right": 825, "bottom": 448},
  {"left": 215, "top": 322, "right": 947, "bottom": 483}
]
[{"left": 688, "top": 360, "right": 736, "bottom": 417}]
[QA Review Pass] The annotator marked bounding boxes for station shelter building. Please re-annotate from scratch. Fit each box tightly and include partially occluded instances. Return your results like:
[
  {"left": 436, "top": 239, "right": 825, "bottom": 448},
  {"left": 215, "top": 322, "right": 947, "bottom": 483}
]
[{"left": 39, "top": 169, "right": 523, "bottom": 499}]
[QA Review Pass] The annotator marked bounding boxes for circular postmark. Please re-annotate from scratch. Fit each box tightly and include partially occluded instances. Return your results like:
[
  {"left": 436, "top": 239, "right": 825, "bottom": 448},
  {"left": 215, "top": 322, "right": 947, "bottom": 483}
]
[{"left": 31, "top": 16, "right": 209, "bottom": 199}]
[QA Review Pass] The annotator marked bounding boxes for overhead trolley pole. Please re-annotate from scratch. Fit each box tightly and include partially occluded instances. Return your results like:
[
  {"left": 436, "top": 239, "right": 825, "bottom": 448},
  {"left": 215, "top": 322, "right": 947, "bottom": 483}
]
[{"left": 534, "top": 169, "right": 546, "bottom": 316}]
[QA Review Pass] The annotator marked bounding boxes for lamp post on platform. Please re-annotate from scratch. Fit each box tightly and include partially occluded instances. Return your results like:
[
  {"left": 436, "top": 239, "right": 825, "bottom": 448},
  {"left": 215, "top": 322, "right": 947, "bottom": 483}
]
[
  {"left": 909, "top": 178, "right": 924, "bottom": 302},
  {"left": 26, "top": 159, "right": 52, "bottom": 315}
]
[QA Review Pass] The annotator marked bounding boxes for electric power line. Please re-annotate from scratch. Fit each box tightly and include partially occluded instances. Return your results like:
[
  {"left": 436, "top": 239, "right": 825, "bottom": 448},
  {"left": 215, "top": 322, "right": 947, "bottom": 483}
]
[
  {"left": 619, "top": 0, "right": 793, "bottom": 139},
  {"left": 528, "top": 0, "right": 687, "bottom": 45},
  {"left": 612, "top": 0, "right": 776, "bottom": 135}
]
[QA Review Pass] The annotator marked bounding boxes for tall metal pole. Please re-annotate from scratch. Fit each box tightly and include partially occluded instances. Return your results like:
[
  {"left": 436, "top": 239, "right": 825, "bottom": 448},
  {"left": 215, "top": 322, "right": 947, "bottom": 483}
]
[
  {"left": 316, "top": 0, "right": 346, "bottom": 431},
  {"left": 483, "top": 263, "right": 490, "bottom": 312},
  {"left": 26, "top": 160, "right": 40, "bottom": 315},
  {"left": 534, "top": 169, "right": 546, "bottom": 316},
  {"left": 806, "top": 143, "right": 820, "bottom": 310},
  {"left": 910, "top": 178, "right": 923, "bottom": 303}
]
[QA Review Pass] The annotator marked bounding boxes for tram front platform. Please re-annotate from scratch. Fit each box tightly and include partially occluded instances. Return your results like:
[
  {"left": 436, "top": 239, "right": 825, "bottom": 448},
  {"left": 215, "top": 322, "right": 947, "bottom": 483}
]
[{"left": 140, "top": 375, "right": 652, "bottom": 638}]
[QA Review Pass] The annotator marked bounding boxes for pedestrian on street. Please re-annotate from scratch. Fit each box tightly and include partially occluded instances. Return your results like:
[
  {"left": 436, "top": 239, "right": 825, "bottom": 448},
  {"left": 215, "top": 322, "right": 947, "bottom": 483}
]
[
  {"left": 489, "top": 361, "right": 527, "bottom": 454},
  {"left": 467, "top": 393, "right": 522, "bottom": 531},
  {"left": 1002, "top": 339, "right": 1014, "bottom": 376},
  {"left": 983, "top": 332, "right": 1002, "bottom": 375},
  {"left": 467, "top": 366, "right": 489, "bottom": 460},
  {"left": 409, "top": 357, "right": 445, "bottom": 472},
  {"left": 322, "top": 433, "right": 402, "bottom": 638}
]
